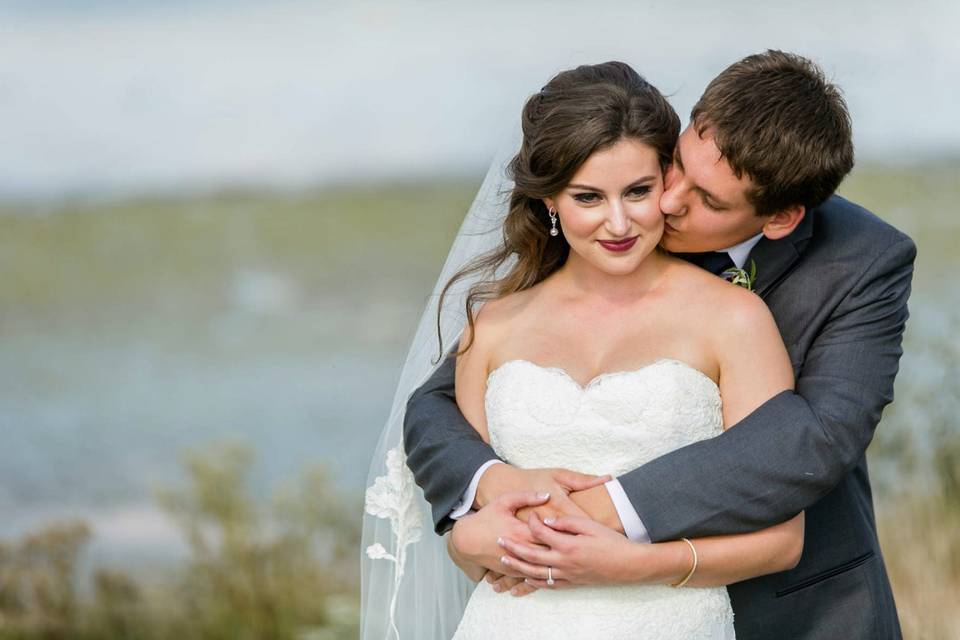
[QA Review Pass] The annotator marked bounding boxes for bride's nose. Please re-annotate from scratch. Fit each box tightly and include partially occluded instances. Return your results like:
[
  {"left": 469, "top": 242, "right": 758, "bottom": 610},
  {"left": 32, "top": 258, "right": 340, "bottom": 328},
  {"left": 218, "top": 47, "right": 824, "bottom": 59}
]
[{"left": 604, "top": 200, "right": 631, "bottom": 237}]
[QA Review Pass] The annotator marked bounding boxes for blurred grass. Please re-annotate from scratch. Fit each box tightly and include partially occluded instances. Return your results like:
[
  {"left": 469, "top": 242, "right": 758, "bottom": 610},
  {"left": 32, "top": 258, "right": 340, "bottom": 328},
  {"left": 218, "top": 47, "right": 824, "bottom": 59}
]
[
  {"left": 0, "top": 183, "right": 474, "bottom": 303},
  {"left": 1, "top": 163, "right": 956, "bottom": 327},
  {"left": 0, "top": 181, "right": 476, "bottom": 353},
  {"left": 0, "top": 162, "right": 958, "bottom": 637}
]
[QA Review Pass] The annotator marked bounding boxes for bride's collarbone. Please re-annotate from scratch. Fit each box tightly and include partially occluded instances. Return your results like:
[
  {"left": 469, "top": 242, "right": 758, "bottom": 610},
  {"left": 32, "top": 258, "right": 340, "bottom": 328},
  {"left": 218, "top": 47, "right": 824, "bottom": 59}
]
[{"left": 488, "top": 304, "right": 719, "bottom": 384}]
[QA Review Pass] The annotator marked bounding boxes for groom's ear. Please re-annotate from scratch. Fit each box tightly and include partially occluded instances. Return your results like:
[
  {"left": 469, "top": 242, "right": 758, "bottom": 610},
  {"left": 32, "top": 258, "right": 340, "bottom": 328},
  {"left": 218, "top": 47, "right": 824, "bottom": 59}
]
[{"left": 761, "top": 204, "right": 805, "bottom": 241}]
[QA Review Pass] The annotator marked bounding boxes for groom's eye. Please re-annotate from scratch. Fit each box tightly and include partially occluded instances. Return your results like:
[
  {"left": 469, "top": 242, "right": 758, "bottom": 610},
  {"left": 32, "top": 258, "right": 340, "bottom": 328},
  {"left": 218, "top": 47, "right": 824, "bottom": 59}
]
[{"left": 702, "top": 196, "right": 724, "bottom": 211}]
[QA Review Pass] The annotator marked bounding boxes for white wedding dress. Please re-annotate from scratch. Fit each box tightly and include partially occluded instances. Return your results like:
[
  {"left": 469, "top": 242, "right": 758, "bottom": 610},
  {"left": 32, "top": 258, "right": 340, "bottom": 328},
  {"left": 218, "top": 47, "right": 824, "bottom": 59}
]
[{"left": 452, "top": 357, "right": 736, "bottom": 640}]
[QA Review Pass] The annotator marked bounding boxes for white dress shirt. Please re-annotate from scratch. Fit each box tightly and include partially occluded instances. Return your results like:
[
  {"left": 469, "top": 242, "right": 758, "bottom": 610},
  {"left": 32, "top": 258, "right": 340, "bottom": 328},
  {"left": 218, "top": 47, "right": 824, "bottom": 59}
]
[{"left": 450, "top": 232, "right": 766, "bottom": 541}]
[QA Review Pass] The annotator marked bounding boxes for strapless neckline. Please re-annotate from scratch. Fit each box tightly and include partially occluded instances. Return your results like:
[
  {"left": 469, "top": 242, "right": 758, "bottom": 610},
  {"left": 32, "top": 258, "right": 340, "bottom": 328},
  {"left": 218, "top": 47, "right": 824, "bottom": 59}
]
[{"left": 487, "top": 357, "right": 719, "bottom": 393}]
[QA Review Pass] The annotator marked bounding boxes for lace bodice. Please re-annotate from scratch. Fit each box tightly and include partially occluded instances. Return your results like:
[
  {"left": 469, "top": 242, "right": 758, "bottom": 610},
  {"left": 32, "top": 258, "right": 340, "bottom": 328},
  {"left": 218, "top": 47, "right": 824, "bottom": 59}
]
[
  {"left": 452, "top": 357, "right": 735, "bottom": 640},
  {"left": 485, "top": 358, "right": 724, "bottom": 475}
]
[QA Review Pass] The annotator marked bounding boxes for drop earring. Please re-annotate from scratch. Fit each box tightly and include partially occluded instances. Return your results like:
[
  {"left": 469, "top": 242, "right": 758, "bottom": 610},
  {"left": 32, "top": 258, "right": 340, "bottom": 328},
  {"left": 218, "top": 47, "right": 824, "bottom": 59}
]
[{"left": 548, "top": 207, "right": 559, "bottom": 237}]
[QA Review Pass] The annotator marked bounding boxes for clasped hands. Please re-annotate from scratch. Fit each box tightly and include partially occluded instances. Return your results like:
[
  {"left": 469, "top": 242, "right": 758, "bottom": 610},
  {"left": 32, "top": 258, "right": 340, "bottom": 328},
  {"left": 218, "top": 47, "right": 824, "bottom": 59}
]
[{"left": 449, "top": 464, "right": 641, "bottom": 597}]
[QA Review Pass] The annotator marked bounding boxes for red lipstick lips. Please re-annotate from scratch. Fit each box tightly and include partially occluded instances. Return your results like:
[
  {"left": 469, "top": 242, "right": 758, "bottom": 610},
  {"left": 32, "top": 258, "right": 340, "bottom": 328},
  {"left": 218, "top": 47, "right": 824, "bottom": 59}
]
[{"left": 597, "top": 235, "right": 639, "bottom": 252}]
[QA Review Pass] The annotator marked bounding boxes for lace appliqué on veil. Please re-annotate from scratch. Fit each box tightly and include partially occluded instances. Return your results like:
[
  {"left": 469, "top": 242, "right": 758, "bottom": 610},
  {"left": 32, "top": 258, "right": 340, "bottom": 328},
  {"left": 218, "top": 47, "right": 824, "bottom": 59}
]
[{"left": 364, "top": 444, "right": 423, "bottom": 638}]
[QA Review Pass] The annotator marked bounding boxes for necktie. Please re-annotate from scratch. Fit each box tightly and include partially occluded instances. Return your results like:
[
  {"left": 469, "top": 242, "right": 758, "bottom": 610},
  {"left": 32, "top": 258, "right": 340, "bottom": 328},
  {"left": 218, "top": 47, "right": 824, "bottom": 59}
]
[{"left": 699, "top": 251, "right": 736, "bottom": 276}]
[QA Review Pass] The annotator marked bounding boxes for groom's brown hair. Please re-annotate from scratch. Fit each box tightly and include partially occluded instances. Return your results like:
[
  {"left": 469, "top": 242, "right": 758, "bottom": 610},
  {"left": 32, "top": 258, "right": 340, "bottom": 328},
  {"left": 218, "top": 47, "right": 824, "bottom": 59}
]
[{"left": 691, "top": 50, "right": 854, "bottom": 216}]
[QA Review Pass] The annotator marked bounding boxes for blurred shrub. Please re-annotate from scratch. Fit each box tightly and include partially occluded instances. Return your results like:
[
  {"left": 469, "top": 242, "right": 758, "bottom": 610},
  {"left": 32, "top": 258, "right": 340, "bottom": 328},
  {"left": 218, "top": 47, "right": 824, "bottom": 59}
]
[
  {"left": 154, "top": 440, "right": 359, "bottom": 640},
  {"left": 0, "top": 442, "right": 359, "bottom": 640},
  {"left": 0, "top": 520, "right": 90, "bottom": 638}
]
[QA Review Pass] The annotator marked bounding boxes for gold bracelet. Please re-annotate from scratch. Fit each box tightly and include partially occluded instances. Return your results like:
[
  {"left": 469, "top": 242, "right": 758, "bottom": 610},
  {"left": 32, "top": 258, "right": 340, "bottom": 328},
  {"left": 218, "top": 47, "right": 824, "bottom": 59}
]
[{"left": 670, "top": 537, "right": 698, "bottom": 588}]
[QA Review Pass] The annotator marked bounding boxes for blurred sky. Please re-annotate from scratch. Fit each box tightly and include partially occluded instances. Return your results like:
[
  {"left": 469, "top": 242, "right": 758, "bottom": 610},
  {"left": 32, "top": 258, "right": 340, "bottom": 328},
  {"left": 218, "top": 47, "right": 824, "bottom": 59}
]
[{"left": 1, "top": 0, "right": 958, "bottom": 201}]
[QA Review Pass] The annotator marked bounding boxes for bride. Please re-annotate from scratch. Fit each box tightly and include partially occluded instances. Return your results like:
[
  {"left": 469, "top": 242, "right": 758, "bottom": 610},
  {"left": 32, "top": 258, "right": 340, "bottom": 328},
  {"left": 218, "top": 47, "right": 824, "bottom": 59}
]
[{"left": 361, "top": 61, "right": 803, "bottom": 639}]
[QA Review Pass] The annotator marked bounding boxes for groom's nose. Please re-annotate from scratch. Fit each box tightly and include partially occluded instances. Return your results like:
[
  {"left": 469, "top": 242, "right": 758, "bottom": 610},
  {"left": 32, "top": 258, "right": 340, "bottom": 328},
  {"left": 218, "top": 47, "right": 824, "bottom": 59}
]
[{"left": 660, "top": 170, "right": 687, "bottom": 217}]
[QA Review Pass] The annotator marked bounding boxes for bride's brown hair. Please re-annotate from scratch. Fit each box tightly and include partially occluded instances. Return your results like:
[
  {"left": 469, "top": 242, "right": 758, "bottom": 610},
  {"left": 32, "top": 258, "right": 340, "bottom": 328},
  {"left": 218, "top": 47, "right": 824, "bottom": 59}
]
[{"left": 438, "top": 61, "right": 680, "bottom": 357}]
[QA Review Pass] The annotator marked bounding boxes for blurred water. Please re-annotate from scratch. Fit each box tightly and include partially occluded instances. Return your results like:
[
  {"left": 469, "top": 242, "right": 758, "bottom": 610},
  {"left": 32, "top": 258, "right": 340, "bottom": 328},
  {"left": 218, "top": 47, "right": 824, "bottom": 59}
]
[
  {"left": 1, "top": 0, "right": 958, "bottom": 200},
  {"left": 0, "top": 341, "right": 393, "bottom": 510}
]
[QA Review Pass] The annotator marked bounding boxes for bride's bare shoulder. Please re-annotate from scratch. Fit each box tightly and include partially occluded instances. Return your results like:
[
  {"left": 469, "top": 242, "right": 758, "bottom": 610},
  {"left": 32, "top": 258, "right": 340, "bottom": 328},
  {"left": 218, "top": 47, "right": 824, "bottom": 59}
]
[
  {"left": 665, "top": 256, "right": 772, "bottom": 326},
  {"left": 470, "top": 286, "right": 540, "bottom": 337},
  {"left": 458, "top": 286, "right": 541, "bottom": 387}
]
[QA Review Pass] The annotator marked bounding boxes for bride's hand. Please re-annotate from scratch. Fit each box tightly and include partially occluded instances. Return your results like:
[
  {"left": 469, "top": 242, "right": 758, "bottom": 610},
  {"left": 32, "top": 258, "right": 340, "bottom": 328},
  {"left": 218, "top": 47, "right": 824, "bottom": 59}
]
[
  {"left": 450, "top": 491, "right": 552, "bottom": 579},
  {"left": 497, "top": 512, "right": 646, "bottom": 588}
]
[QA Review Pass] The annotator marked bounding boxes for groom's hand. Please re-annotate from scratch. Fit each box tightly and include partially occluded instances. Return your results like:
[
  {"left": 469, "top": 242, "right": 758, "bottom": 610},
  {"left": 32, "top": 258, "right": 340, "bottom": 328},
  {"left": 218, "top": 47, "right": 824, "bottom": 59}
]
[
  {"left": 475, "top": 465, "right": 611, "bottom": 516},
  {"left": 567, "top": 484, "right": 626, "bottom": 534},
  {"left": 481, "top": 570, "right": 536, "bottom": 597}
]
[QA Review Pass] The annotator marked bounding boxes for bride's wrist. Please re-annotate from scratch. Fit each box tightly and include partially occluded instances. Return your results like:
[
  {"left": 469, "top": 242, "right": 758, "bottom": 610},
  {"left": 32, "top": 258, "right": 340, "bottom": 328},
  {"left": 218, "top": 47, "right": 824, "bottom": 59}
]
[
  {"left": 450, "top": 517, "right": 481, "bottom": 562},
  {"left": 447, "top": 527, "right": 487, "bottom": 583},
  {"left": 624, "top": 540, "right": 692, "bottom": 585},
  {"left": 648, "top": 540, "right": 696, "bottom": 585}
]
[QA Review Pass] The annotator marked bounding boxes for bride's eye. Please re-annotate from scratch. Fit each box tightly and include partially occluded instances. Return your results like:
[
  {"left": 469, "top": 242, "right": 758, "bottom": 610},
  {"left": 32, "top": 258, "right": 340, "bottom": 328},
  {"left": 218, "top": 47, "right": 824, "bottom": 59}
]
[
  {"left": 628, "top": 186, "right": 651, "bottom": 197},
  {"left": 573, "top": 192, "right": 600, "bottom": 203}
]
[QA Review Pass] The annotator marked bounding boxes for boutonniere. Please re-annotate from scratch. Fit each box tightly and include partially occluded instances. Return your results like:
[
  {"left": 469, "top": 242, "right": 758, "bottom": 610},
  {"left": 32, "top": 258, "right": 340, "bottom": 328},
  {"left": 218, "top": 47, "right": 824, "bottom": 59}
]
[{"left": 721, "top": 259, "right": 757, "bottom": 291}]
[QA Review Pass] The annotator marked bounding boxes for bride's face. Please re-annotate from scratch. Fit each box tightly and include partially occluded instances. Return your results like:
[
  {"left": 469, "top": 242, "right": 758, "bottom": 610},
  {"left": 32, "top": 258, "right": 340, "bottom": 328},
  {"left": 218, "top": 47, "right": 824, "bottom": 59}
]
[{"left": 544, "top": 137, "right": 664, "bottom": 277}]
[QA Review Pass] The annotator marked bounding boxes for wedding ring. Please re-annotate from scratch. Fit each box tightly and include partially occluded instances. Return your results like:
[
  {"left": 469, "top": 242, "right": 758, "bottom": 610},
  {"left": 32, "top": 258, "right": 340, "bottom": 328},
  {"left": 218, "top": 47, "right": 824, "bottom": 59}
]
[{"left": 547, "top": 566, "right": 555, "bottom": 586}]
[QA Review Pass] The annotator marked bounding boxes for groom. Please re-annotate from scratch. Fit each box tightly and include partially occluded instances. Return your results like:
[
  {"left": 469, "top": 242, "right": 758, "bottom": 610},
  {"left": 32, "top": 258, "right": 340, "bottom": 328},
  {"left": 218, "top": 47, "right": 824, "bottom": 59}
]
[{"left": 404, "top": 51, "right": 914, "bottom": 639}]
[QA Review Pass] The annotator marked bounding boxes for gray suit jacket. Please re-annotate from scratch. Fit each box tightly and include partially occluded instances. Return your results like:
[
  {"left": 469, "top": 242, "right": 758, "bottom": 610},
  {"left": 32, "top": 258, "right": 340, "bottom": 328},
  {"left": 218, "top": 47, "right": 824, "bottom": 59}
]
[{"left": 403, "top": 194, "right": 915, "bottom": 639}]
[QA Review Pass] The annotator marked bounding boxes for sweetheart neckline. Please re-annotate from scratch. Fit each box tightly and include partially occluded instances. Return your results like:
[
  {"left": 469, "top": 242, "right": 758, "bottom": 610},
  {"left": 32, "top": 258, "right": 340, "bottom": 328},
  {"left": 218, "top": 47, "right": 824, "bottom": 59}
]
[{"left": 486, "top": 357, "right": 719, "bottom": 393}]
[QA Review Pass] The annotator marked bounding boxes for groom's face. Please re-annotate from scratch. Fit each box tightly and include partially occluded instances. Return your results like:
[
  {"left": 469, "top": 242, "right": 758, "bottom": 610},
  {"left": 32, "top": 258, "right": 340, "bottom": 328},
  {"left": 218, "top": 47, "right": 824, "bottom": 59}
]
[{"left": 659, "top": 125, "right": 768, "bottom": 253}]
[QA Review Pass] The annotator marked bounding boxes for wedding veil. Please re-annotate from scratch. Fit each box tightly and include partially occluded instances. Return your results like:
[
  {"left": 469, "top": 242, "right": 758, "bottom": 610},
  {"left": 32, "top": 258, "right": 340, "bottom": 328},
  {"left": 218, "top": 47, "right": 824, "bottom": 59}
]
[{"left": 360, "top": 126, "right": 522, "bottom": 639}]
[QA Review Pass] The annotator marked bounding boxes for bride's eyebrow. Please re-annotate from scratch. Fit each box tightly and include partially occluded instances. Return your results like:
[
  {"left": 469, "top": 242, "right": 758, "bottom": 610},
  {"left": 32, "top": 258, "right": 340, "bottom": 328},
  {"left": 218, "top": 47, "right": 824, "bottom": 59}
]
[{"left": 567, "top": 176, "right": 656, "bottom": 191}]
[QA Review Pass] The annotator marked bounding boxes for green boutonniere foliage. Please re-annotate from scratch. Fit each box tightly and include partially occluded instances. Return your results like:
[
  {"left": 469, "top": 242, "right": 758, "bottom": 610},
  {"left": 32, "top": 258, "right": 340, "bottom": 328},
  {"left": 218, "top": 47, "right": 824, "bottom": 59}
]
[{"left": 721, "top": 259, "right": 758, "bottom": 291}]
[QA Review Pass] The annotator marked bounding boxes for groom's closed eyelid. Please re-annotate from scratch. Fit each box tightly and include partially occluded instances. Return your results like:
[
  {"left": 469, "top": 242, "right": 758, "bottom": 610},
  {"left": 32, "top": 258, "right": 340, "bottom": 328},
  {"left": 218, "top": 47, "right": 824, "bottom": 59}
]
[{"left": 696, "top": 188, "right": 730, "bottom": 211}]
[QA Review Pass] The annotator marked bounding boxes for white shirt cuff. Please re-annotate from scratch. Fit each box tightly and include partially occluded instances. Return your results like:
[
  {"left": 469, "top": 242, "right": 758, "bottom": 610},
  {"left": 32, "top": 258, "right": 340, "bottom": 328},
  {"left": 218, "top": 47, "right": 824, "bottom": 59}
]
[
  {"left": 605, "top": 478, "right": 651, "bottom": 543},
  {"left": 450, "top": 459, "right": 505, "bottom": 519}
]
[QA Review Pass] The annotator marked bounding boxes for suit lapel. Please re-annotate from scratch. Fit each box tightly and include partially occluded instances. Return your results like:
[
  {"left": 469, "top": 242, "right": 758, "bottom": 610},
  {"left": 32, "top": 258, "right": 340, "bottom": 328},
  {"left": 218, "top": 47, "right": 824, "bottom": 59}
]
[{"left": 750, "top": 209, "right": 816, "bottom": 298}]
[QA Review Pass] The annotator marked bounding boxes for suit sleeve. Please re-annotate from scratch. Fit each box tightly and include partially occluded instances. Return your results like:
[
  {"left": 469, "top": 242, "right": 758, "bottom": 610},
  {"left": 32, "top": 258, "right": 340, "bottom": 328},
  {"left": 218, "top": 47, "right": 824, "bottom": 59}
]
[
  {"left": 403, "top": 352, "right": 503, "bottom": 534},
  {"left": 617, "top": 235, "right": 917, "bottom": 542}
]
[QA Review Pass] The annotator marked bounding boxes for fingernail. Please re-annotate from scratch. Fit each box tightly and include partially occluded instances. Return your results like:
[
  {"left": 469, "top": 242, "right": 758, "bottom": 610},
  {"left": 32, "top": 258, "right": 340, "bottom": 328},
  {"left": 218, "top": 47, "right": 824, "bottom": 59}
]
[
  {"left": 537, "top": 492, "right": 550, "bottom": 500},
  {"left": 544, "top": 517, "right": 555, "bottom": 525},
  {"left": 492, "top": 584, "right": 501, "bottom": 592},
  {"left": 510, "top": 587, "right": 520, "bottom": 595},
  {"left": 497, "top": 537, "right": 504, "bottom": 546},
  {"left": 500, "top": 556, "right": 510, "bottom": 565}
]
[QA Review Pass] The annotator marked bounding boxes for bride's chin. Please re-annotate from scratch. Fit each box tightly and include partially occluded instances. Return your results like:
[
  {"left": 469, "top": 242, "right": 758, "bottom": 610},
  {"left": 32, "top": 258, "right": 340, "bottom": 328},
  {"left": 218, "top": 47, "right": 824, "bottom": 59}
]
[{"left": 591, "top": 256, "right": 652, "bottom": 277}]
